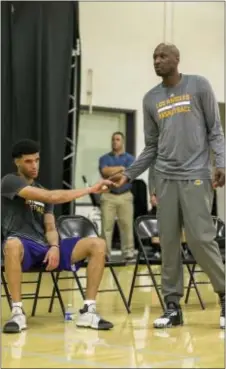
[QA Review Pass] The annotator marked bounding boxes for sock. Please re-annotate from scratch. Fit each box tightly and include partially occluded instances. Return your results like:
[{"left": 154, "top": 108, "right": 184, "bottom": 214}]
[
  {"left": 12, "top": 301, "right": 22, "bottom": 308},
  {"left": 84, "top": 300, "right": 96, "bottom": 307},
  {"left": 12, "top": 302, "right": 23, "bottom": 313}
]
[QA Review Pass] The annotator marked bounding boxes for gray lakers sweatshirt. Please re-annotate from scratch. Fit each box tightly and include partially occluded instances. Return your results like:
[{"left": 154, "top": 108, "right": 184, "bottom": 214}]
[{"left": 125, "top": 75, "right": 225, "bottom": 181}]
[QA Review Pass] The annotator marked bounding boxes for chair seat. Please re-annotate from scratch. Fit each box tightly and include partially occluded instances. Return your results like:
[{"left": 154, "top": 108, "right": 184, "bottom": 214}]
[{"left": 139, "top": 257, "right": 162, "bottom": 266}]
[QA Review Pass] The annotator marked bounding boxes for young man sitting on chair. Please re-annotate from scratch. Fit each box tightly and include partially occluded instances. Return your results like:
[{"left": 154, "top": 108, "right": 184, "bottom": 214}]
[{"left": 2, "top": 139, "right": 114, "bottom": 334}]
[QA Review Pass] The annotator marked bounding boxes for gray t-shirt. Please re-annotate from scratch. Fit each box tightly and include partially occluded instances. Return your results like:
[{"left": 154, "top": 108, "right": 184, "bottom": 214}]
[
  {"left": 125, "top": 74, "right": 225, "bottom": 180},
  {"left": 1, "top": 173, "right": 54, "bottom": 245}
]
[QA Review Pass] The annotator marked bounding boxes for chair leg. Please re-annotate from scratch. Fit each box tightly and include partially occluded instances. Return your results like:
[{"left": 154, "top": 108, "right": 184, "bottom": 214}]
[
  {"left": 50, "top": 272, "right": 65, "bottom": 317},
  {"left": 142, "top": 248, "right": 165, "bottom": 312},
  {"left": 109, "top": 265, "right": 131, "bottom": 314},
  {"left": 1, "top": 270, "right": 11, "bottom": 309},
  {"left": 128, "top": 251, "right": 141, "bottom": 308},
  {"left": 185, "top": 264, "right": 205, "bottom": 310},
  {"left": 184, "top": 264, "right": 195, "bottom": 304},
  {"left": 49, "top": 270, "right": 85, "bottom": 314},
  {"left": 31, "top": 272, "right": 43, "bottom": 317},
  {"left": 48, "top": 271, "right": 60, "bottom": 313},
  {"left": 72, "top": 271, "right": 86, "bottom": 300}
]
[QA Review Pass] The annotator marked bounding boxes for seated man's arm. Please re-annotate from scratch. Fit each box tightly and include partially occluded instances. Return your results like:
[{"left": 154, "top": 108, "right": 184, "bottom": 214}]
[
  {"left": 44, "top": 208, "right": 59, "bottom": 248},
  {"left": 1, "top": 174, "right": 111, "bottom": 204},
  {"left": 43, "top": 212, "right": 60, "bottom": 271}
]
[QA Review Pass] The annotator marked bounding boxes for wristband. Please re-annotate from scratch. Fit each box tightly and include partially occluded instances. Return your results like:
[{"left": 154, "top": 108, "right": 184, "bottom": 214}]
[{"left": 50, "top": 244, "right": 60, "bottom": 249}]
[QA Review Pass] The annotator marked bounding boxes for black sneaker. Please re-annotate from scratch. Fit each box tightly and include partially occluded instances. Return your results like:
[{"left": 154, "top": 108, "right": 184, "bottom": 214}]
[
  {"left": 219, "top": 294, "right": 225, "bottom": 329},
  {"left": 153, "top": 302, "right": 183, "bottom": 328},
  {"left": 76, "top": 304, "right": 114, "bottom": 330}
]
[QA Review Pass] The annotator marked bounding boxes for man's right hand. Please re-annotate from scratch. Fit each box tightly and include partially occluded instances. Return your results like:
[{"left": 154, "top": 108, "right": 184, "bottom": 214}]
[
  {"left": 213, "top": 168, "right": 225, "bottom": 188},
  {"left": 150, "top": 194, "right": 157, "bottom": 207},
  {"left": 112, "top": 174, "right": 129, "bottom": 188},
  {"left": 90, "top": 179, "right": 114, "bottom": 194}
]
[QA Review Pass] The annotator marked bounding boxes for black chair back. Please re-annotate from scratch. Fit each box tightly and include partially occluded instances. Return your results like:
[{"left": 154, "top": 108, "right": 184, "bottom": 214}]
[
  {"left": 134, "top": 215, "right": 159, "bottom": 240},
  {"left": 57, "top": 215, "right": 98, "bottom": 240},
  {"left": 213, "top": 216, "right": 225, "bottom": 238},
  {"left": 135, "top": 215, "right": 225, "bottom": 242},
  {"left": 131, "top": 179, "right": 148, "bottom": 219}
]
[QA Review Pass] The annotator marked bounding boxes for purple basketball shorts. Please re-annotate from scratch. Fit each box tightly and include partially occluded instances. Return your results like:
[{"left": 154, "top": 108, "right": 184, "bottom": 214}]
[{"left": 3, "top": 237, "right": 82, "bottom": 272}]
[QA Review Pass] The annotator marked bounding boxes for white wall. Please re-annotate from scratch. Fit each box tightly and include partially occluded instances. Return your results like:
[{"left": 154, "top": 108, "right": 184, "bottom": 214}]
[
  {"left": 172, "top": 2, "right": 224, "bottom": 101},
  {"left": 79, "top": 1, "right": 225, "bottom": 219}
]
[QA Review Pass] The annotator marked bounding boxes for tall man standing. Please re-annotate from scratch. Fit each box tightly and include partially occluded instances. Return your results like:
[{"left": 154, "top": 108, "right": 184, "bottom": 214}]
[
  {"left": 99, "top": 132, "right": 135, "bottom": 261},
  {"left": 114, "top": 43, "right": 225, "bottom": 329}
]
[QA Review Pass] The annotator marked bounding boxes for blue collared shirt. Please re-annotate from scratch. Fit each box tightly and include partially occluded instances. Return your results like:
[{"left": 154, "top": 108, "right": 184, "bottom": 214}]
[{"left": 99, "top": 152, "right": 135, "bottom": 194}]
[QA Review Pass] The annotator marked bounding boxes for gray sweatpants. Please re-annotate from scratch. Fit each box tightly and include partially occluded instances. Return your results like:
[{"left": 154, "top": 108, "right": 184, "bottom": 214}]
[{"left": 155, "top": 175, "right": 225, "bottom": 304}]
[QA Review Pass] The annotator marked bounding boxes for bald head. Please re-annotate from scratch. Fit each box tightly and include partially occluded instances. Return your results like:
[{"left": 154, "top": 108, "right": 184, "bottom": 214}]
[
  {"left": 155, "top": 43, "right": 180, "bottom": 59},
  {"left": 153, "top": 43, "right": 180, "bottom": 77}
]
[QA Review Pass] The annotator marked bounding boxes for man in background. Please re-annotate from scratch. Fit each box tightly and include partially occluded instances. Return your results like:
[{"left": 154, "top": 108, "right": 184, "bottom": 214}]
[{"left": 99, "top": 132, "right": 135, "bottom": 261}]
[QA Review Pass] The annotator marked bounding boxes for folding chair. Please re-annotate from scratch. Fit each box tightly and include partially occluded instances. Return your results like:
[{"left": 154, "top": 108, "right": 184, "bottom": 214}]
[
  {"left": 128, "top": 215, "right": 164, "bottom": 311},
  {"left": 128, "top": 215, "right": 205, "bottom": 311},
  {"left": 185, "top": 216, "right": 225, "bottom": 305},
  {"left": 48, "top": 215, "right": 131, "bottom": 313}
]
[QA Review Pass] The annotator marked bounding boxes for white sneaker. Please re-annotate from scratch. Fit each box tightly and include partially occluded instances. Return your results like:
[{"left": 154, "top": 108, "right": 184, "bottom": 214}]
[
  {"left": 3, "top": 307, "right": 27, "bottom": 334},
  {"left": 76, "top": 304, "right": 113, "bottom": 330}
]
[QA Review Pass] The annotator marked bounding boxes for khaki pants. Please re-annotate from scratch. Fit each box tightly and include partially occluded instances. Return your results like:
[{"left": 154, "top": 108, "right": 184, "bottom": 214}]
[{"left": 100, "top": 191, "right": 134, "bottom": 257}]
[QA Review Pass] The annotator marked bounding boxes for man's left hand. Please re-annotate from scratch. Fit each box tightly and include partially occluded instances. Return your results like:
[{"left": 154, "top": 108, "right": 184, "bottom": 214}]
[
  {"left": 43, "top": 246, "right": 60, "bottom": 271},
  {"left": 213, "top": 168, "right": 225, "bottom": 188}
]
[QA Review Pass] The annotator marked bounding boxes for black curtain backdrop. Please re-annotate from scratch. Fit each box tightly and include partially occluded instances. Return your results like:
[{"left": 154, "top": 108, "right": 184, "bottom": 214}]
[
  {"left": 1, "top": 2, "right": 13, "bottom": 177},
  {"left": 1, "top": 1, "right": 79, "bottom": 214}
]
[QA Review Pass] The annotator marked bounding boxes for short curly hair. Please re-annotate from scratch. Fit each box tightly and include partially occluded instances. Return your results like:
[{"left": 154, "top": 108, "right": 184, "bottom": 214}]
[{"left": 12, "top": 139, "right": 40, "bottom": 159}]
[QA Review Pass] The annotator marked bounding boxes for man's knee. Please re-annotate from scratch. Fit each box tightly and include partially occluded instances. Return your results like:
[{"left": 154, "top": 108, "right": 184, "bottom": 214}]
[
  {"left": 4, "top": 238, "right": 24, "bottom": 259},
  {"left": 90, "top": 237, "right": 107, "bottom": 256}
]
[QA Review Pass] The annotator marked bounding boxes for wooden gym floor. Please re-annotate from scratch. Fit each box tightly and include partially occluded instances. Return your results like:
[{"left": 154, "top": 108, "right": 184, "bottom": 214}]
[{"left": 1, "top": 265, "right": 225, "bottom": 368}]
